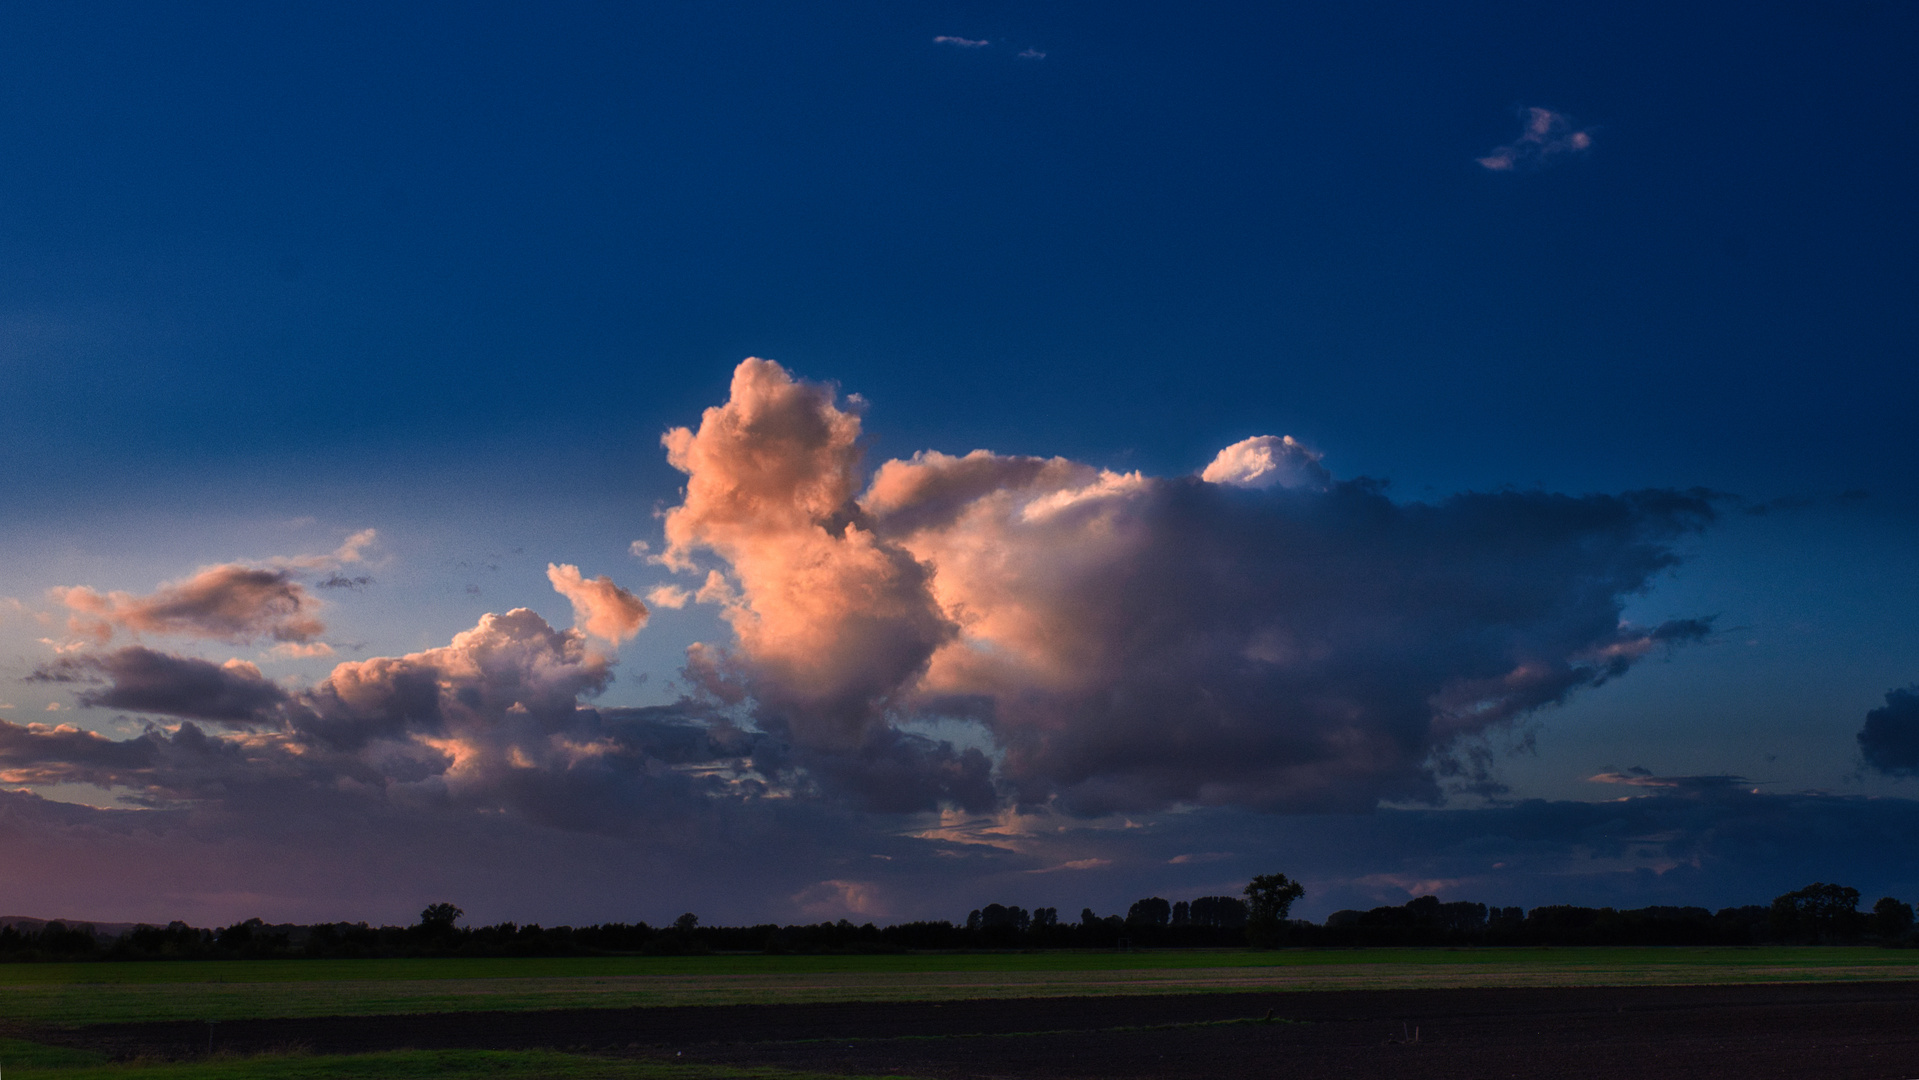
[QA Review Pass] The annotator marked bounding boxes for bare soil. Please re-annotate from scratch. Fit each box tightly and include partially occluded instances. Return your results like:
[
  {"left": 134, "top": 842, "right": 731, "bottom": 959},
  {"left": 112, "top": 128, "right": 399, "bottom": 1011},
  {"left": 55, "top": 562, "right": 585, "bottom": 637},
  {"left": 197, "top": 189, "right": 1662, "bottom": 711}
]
[{"left": 28, "top": 981, "right": 1919, "bottom": 1079}]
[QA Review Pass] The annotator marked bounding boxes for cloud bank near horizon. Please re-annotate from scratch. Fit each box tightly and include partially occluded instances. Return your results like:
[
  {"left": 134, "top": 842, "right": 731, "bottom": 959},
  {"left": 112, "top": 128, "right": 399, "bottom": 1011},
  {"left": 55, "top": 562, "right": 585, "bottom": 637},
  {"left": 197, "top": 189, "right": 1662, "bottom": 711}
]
[{"left": 19, "top": 357, "right": 1894, "bottom": 926}]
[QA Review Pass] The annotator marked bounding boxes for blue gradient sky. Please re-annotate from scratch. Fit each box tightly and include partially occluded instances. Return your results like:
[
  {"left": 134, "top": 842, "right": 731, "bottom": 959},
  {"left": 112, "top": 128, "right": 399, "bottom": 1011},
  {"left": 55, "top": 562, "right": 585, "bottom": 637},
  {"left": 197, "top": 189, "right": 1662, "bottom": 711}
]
[{"left": 1, "top": 1, "right": 1916, "bottom": 925}]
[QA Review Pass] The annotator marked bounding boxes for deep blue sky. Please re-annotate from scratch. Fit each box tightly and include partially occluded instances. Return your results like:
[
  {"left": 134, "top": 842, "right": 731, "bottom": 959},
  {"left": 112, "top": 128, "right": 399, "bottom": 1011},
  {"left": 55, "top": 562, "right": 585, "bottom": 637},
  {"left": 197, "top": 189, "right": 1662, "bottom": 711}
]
[{"left": 1, "top": 1, "right": 1916, "bottom": 925}]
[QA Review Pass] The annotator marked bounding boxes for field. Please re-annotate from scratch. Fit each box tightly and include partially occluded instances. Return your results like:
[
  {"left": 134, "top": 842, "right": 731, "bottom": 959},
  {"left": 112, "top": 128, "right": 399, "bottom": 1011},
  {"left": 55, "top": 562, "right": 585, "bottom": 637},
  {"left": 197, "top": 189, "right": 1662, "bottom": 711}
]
[{"left": 3, "top": 950, "right": 1918, "bottom": 1079}]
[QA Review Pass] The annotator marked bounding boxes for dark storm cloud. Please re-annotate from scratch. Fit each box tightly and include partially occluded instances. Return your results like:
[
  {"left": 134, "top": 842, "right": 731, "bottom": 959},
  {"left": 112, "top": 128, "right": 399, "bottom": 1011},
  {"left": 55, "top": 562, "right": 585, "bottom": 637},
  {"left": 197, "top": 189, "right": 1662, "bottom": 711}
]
[
  {"left": 1857, "top": 686, "right": 1919, "bottom": 776},
  {"left": 30, "top": 647, "right": 293, "bottom": 727},
  {"left": 930, "top": 787, "right": 1919, "bottom": 923}
]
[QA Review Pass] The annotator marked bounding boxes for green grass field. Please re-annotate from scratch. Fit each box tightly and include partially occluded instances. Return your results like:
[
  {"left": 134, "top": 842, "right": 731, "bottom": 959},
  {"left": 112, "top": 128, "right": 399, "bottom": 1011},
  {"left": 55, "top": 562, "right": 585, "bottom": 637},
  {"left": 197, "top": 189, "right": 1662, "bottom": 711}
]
[
  {"left": 0, "top": 1040, "right": 914, "bottom": 1080},
  {"left": 1, "top": 948, "right": 1915, "bottom": 1027}
]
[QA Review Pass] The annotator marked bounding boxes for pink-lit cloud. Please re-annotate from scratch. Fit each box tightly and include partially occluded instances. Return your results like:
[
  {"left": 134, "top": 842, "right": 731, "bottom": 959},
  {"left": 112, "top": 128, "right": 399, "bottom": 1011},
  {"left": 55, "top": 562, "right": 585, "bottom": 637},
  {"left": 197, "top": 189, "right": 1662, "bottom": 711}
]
[
  {"left": 1199, "top": 434, "right": 1329, "bottom": 490},
  {"left": 54, "top": 566, "right": 327, "bottom": 645},
  {"left": 659, "top": 358, "right": 1713, "bottom": 816},
  {"left": 661, "top": 359, "right": 957, "bottom": 753},
  {"left": 47, "top": 532, "right": 376, "bottom": 646},
  {"left": 646, "top": 585, "right": 691, "bottom": 610},
  {"left": 934, "top": 35, "right": 988, "bottom": 48},
  {"left": 1478, "top": 107, "right": 1593, "bottom": 171},
  {"left": 546, "top": 563, "right": 649, "bottom": 645},
  {"left": 792, "top": 878, "right": 886, "bottom": 919}
]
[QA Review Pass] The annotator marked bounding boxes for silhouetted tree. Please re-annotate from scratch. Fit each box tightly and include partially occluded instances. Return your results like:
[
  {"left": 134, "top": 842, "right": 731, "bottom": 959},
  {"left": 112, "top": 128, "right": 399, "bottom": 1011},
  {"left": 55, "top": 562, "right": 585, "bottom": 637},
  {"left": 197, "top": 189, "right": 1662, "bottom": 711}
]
[
  {"left": 1171, "top": 901, "right": 1190, "bottom": 926},
  {"left": 1872, "top": 896, "right": 1914, "bottom": 941},
  {"left": 674, "top": 912, "right": 699, "bottom": 933},
  {"left": 1244, "top": 873, "right": 1306, "bottom": 947},
  {"left": 420, "top": 903, "right": 464, "bottom": 930},
  {"left": 1126, "top": 897, "right": 1171, "bottom": 928},
  {"left": 1770, "top": 883, "right": 1862, "bottom": 943},
  {"left": 1189, "top": 896, "right": 1248, "bottom": 928}
]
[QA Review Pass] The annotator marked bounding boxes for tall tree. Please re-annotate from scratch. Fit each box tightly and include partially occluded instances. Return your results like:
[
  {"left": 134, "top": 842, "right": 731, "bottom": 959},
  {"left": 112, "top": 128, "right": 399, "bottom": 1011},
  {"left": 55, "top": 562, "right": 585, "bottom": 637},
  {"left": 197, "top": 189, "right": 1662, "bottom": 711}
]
[{"left": 1243, "top": 873, "right": 1306, "bottom": 948}]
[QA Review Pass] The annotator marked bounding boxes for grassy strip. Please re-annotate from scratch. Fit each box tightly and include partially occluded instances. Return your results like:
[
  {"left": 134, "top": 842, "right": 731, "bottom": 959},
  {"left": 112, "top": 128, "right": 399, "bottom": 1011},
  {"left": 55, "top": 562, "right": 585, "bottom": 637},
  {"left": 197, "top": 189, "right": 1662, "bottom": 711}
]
[
  {"left": 2, "top": 949, "right": 1915, "bottom": 1027},
  {"left": 3, "top": 947, "right": 1911, "bottom": 986},
  {"left": 0, "top": 1042, "right": 917, "bottom": 1080}
]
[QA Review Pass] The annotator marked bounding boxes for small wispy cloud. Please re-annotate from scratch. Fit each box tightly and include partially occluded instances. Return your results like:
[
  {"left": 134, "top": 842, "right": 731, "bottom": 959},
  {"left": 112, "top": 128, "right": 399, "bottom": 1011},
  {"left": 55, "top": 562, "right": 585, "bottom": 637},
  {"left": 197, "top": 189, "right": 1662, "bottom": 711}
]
[
  {"left": 1588, "top": 768, "right": 1753, "bottom": 795},
  {"left": 1478, "top": 107, "right": 1593, "bottom": 171},
  {"left": 934, "top": 35, "right": 989, "bottom": 48},
  {"left": 646, "top": 584, "right": 691, "bottom": 610},
  {"left": 1019, "top": 48, "right": 1046, "bottom": 60},
  {"left": 266, "top": 641, "right": 335, "bottom": 659},
  {"left": 1025, "top": 857, "right": 1112, "bottom": 874}
]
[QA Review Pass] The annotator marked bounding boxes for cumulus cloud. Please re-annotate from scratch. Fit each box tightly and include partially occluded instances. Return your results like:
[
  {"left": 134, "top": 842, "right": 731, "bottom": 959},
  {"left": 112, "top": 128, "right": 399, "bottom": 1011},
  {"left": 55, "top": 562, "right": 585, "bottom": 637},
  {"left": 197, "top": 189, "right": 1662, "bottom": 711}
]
[
  {"left": 54, "top": 566, "right": 326, "bottom": 645},
  {"left": 1857, "top": 685, "right": 1919, "bottom": 776},
  {"left": 934, "top": 35, "right": 988, "bottom": 48},
  {"left": 1200, "top": 435, "right": 1330, "bottom": 490},
  {"left": 8, "top": 609, "right": 779, "bottom": 836},
  {"left": 655, "top": 359, "right": 1716, "bottom": 818},
  {"left": 1478, "top": 107, "right": 1593, "bottom": 171},
  {"left": 546, "top": 564, "right": 649, "bottom": 645},
  {"left": 660, "top": 360, "right": 956, "bottom": 752}
]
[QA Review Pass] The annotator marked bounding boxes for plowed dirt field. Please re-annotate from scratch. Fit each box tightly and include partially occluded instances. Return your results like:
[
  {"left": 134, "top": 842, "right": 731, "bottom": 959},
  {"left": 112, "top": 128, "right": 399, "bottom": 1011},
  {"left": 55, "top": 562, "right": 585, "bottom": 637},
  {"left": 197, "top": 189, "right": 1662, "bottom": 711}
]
[{"left": 27, "top": 981, "right": 1919, "bottom": 1079}]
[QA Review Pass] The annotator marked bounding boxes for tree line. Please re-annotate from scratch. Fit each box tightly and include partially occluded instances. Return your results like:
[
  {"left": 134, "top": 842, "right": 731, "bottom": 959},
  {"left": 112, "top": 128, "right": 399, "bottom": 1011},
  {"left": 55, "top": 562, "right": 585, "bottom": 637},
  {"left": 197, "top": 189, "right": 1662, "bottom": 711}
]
[{"left": 1, "top": 877, "right": 1912, "bottom": 962}]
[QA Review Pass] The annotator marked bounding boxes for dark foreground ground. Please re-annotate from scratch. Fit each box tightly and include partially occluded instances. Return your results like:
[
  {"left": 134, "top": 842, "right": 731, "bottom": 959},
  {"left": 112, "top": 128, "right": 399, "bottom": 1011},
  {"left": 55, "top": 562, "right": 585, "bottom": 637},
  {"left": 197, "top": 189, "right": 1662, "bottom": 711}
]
[{"left": 30, "top": 982, "right": 1919, "bottom": 1079}]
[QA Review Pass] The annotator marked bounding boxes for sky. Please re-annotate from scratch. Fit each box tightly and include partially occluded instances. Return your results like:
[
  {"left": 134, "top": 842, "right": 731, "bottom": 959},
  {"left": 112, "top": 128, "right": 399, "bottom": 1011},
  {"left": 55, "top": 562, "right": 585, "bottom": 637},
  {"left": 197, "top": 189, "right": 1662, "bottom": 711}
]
[{"left": 2, "top": 0, "right": 1917, "bottom": 928}]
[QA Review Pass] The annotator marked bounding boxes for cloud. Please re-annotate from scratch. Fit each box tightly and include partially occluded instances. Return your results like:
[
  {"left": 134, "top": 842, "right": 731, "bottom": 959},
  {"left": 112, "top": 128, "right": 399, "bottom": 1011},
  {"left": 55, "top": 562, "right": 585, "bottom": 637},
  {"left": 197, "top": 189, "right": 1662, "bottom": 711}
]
[
  {"left": 1027, "top": 858, "right": 1112, "bottom": 874},
  {"left": 1200, "top": 435, "right": 1330, "bottom": 490},
  {"left": 646, "top": 585, "right": 691, "bottom": 610},
  {"left": 1019, "top": 48, "right": 1046, "bottom": 60},
  {"left": 267, "top": 642, "right": 335, "bottom": 659},
  {"left": 660, "top": 360, "right": 957, "bottom": 754},
  {"left": 0, "top": 361, "right": 1766, "bottom": 927},
  {"left": 1478, "top": 107, "right": 1593, "bottom": 171},
  {"left": 30, "top": 647, "right": 296, "bottom": 727},
  {"left": 53, "top": 565, "right": 326, "bottom": 645},
  {"left": 546, "top": 564, "right": 649, "bottom": 646},
  {"left": 661, "top": 359, "right": 1715, "bottom": 817},
  {"left": 1857, "top": 685, "right": 1919, "bottom": 776},
  {"left": 934, "top": 36, "right": 989, "bottom": 48},
  {"left": 792, "top": 879, "right": 886, "bottom": 919},
  {"left": 1588, "top": 770, "right": 1753, "bottom": 795},
  {"left": 8, "top": 609, "right": 741, "bottom": 832},
  {"left": 46, "top": 532, "right": 379, "bottom": 645}
]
